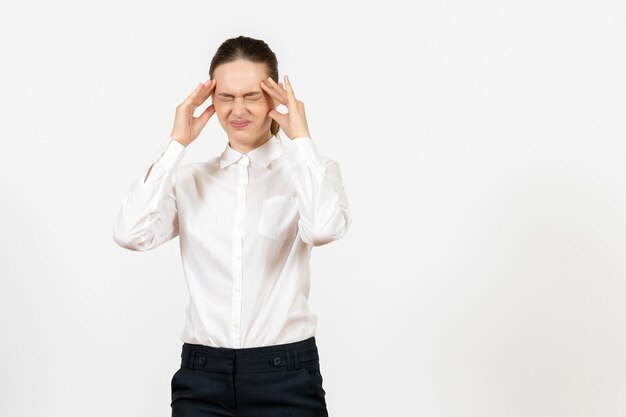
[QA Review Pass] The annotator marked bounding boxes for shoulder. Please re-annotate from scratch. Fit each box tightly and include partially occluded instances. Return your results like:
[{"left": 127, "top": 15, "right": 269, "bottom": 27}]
[{"left": 174, "top": 157, "right": 221, "bottom": 183}]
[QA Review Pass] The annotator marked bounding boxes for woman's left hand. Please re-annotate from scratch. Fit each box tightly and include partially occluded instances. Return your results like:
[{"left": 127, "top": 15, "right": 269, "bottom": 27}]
[{"left": 260, "top": 75, "right": 311, "bottom": 140}]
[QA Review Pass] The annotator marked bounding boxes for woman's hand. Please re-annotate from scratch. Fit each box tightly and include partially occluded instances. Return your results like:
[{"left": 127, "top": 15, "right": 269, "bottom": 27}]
[
  {"left": 170, "top": 79, "right": 217, "bottom": 147},
  {"left": 260, "top": 75, "right": 311, "bottom": 140}
]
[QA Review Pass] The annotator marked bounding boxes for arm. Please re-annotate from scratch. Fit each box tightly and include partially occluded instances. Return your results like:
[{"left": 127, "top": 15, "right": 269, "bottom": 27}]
[
  {"left": 112, "top": 137, "right": 186, "bottom": 251},
  {"left": 285, "top": 137, "right": 352, "bottom": 247}
]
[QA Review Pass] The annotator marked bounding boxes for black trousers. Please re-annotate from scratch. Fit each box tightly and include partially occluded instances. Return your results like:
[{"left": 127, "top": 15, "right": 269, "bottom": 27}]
[{"left": 170, "top": 336, "right": 329, "bottom": 417}]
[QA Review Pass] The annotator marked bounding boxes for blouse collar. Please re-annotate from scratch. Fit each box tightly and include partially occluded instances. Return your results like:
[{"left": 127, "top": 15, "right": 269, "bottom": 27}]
[{"left": 219, "top": 135, "right": 284, "bottom": 169}]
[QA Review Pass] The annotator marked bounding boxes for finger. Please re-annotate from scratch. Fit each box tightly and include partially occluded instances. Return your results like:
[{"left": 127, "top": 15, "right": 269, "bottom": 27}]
[
  {"left": 261, "top": 77, "right": 288, "bottom": 104},
  {"left": 187, "top": 79, "right": 215, "bottom": 107},
  {"left": 267, "top": 108, "right": 288, "bottom": 126},
  {"left": 187, "top": 82, "right": 203, "bottom": 99},
  {"left": 261, "top": 85, "right": 286, "bottom": 108},
  {"left": 196, "top": 79, "right": 216, "bottom": 103},
  {"left": 180, "top": 84, "right": 202, "bottom": 110},
  {"left": 260, "top": 78, "right": 287, "bottom": 104},
  {"left": 197, "top": 103, "right": 215, "bottom": 126},
  {"left": 283, "top": 75, "right": 297, "bottom": 108}
]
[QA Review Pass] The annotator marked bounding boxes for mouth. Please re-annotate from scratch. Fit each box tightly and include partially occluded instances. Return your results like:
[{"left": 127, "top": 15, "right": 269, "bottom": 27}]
[{"left": 230, "top": 120, "right": 251, "bottom": 128}]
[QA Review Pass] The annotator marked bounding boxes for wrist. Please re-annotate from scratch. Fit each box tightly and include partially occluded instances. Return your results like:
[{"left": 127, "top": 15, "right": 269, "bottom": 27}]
[{"left": 170, "top": 136, "right": 190, "bottom": 148}]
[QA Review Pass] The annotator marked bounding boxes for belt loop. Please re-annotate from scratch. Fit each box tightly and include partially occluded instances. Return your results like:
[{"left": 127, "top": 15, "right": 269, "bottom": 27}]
[
  {"left": 189, "top": 350, "right": 196, "bottom": 370},
  {"left": 293, "top": 349, "right": 300, "bottom": 370}
]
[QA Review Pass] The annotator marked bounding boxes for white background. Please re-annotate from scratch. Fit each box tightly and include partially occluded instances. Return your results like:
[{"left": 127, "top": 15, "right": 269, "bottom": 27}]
[{"left": 1, "top": 1, "right": 625, "bottom": 416}]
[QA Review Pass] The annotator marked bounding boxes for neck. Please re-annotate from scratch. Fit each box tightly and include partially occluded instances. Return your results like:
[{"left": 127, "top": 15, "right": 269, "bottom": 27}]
[{"left": 229, "top": 131, "right": 273, "bottom": 154}]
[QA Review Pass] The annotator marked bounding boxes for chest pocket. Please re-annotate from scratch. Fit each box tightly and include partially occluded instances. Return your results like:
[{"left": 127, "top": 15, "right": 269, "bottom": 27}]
[{"left": 259, "top": 194, "right": 299, "bottom": 241}]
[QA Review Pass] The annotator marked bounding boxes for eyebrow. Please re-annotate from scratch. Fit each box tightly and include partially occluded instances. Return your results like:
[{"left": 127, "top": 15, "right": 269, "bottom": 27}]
[{"left": 217, "top": 91, "right": 262, "bottom": 98}]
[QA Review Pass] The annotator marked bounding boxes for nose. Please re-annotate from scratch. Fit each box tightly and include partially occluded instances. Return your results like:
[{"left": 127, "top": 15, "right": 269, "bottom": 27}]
[{"left": 233, "top": 97, "right": 248, "bottom": 113}]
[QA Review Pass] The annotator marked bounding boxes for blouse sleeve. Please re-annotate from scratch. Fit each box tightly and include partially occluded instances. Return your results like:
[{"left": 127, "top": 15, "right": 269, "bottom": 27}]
[
  {"left": 113, "top": 137, "right": 186, "bottom": 251},
  {"left": 284, "top": 136, "right": 352, "bottom": 247}
]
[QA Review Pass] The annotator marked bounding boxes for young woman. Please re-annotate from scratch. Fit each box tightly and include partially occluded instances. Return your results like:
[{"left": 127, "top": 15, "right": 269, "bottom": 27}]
[{"left": 113, "top": 35, "right": 352, "bottom": 417}]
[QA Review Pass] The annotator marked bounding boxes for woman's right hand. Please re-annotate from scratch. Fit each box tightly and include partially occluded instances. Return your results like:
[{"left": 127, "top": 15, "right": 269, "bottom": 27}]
[{"left": 170, "top": 79, "right": 217, "bottom": 147}]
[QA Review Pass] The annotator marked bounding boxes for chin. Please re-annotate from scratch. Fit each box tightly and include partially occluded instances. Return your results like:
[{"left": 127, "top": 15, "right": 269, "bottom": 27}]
[
  {"left": 229, "top": 132, "right": 257, "bottom": 144},
  {"left": 231, "top": 130, "right": 255, "bottom": 138}
]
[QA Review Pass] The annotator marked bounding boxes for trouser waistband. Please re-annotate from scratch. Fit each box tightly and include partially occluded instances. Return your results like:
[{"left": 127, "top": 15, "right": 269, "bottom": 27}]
[{"left": 180, "top": 336, "right": 319, "bottom": 374}]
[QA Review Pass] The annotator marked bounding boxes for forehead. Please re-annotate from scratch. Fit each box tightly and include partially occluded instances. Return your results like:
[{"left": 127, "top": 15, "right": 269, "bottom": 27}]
[{"left": 213, "top": 60, "right": 267, "bottom": 93}]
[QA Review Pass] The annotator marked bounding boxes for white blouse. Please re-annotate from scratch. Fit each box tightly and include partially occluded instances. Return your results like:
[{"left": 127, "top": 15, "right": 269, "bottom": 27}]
[{"left": 112, "top": 135, "right": 352, "bottom": 348}]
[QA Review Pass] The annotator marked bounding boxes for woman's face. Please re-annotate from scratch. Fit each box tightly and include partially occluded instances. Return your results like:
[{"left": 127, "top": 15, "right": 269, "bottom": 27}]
[{"left": 211, "top": 59, "right": 276, "bottom": 150}]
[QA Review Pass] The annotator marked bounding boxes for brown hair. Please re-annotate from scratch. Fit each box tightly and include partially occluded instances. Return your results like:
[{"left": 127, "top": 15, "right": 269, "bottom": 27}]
[{"left": 208, "top": 35, "right": 280, "bottom": 137}]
